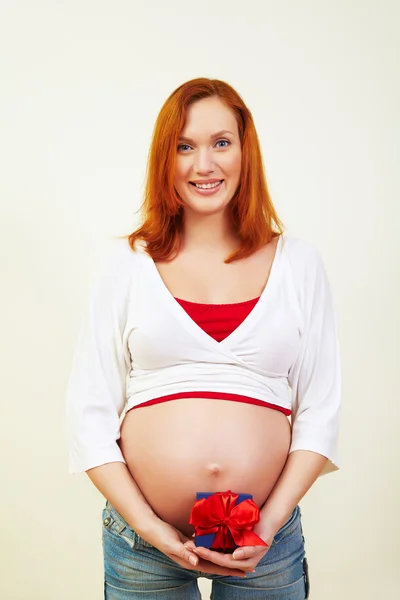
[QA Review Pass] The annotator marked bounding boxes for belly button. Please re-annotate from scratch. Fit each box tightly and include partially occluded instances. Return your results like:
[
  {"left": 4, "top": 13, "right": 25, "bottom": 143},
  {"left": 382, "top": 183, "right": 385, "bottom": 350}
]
[{"left": 208, "top": 463, "right": 222, "bottom": 476}]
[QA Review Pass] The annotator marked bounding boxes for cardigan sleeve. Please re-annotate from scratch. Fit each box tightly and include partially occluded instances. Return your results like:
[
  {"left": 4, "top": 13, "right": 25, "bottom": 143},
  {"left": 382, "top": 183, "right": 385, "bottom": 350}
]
[
  {"left": 65, "top": 244, "right": 133, "bottom": 474},
  {"left": 288, "top": 248, "right": 342, "bottom": 476}
]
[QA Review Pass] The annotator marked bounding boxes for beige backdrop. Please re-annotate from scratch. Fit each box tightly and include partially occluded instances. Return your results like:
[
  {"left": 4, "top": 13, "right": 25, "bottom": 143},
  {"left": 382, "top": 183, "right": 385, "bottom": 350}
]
[{"left": 1, "top": 1, "right": 399, "bottom": 598}]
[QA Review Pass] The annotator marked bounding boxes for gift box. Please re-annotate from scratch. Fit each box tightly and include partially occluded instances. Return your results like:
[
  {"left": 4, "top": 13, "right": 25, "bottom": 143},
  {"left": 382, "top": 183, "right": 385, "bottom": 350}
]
[{"left": 189, "top": 490, "right": 268, "bottom": 553}]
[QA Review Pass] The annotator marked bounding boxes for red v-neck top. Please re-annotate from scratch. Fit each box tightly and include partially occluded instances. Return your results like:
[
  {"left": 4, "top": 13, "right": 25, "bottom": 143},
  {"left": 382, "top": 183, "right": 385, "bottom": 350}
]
[
  {"left": 175, "top": 296, "right": 260, "bottom": 343},
  {"left": 126, "top": 296, "right": 291, "bottom": 416}
]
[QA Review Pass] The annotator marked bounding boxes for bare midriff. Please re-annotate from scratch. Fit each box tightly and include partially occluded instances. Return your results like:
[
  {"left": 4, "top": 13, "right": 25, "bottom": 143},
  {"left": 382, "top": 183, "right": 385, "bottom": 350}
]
[{"left": 119, "top": 398, "right": 291, "bottom": 538}]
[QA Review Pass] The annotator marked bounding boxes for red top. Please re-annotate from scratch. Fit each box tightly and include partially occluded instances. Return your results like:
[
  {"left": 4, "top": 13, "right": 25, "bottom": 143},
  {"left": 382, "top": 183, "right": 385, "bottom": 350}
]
[
  {"left": 126, "top": 297, "right": 290, "bottom": 416},
  {"left": 175, "top": 296, "right": 260, "bottom": 342}
]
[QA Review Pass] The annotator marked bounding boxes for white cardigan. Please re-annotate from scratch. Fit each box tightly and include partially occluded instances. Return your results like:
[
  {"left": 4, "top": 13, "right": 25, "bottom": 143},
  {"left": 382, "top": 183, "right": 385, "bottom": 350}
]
[{"left": 65, "top": 234, "right": 341, "bottom": 476}]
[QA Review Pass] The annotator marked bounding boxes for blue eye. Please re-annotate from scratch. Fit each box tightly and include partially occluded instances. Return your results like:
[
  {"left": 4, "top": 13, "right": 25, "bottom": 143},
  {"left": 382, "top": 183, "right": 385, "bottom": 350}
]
[
  {"left": 177, "top": 144, "right": 191, "bottom": 152},
  {"left": 216, "top": 139, "right": 230, "bottom": 148}
]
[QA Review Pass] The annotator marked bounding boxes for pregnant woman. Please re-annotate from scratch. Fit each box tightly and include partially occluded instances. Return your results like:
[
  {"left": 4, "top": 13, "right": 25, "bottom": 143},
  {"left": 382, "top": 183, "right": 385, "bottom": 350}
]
[{"left": 66, "top": 77, "right": 341, "bottom": 599}]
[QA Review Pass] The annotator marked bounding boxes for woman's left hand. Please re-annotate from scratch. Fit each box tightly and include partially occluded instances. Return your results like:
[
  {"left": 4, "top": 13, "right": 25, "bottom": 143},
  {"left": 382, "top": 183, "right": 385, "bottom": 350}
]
[{"left": 188, "top": 528, "right": 275, "bottom": 574}]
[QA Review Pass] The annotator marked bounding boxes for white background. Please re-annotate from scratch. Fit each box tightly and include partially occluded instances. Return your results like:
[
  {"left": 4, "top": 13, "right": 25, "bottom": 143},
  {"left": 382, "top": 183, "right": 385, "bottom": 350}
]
[{"left": 1, "top": 1, "right": 398, "bottom": 598}]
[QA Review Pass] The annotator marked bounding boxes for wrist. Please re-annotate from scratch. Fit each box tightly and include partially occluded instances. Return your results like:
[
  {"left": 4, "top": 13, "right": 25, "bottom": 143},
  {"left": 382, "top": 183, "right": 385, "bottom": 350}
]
[
  {"left": 258, "top": 500, "right": 294, "bottom": 539},
  {"left": 133, "top": 514, "right": 164, "bottom": 542}
]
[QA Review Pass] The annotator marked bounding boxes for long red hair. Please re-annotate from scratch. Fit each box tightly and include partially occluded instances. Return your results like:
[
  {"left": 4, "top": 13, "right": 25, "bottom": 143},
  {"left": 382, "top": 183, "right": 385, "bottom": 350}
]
[{"left": 125, "top": 78, "right": 284, "bottom": 263}]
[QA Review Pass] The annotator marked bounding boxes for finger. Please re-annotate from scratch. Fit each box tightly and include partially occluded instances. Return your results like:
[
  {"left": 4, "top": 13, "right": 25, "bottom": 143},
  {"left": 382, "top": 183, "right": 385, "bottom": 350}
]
[
  {"left": 193, "top": 547, "right": 245, "bottom": 568},
  {"left": 174, "top": 543, "right": 199, "bottom": 568},
  {"left": 172, "top": 554, "right": 246, "bottom": 577},
  {"left": 193, "top": 546, "right": 265, "bottom": 570},
  {"left": 232, "top": 546, "right": 267, "bottom": 560},
  {"left": 183, "top": 540, "right": 197, "bottom": 551}
]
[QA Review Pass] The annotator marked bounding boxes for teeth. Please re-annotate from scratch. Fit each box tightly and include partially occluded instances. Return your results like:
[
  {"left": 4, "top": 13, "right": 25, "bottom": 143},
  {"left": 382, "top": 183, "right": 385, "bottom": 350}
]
[{"left": 194, "top": 181, "right": 222, "bottom": 189}]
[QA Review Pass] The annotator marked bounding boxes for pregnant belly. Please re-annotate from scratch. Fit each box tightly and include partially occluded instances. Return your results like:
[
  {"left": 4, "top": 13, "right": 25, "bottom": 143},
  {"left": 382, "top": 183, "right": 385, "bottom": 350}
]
[{"left": 119, "top": 398, "right": 291, "bottom": 538}]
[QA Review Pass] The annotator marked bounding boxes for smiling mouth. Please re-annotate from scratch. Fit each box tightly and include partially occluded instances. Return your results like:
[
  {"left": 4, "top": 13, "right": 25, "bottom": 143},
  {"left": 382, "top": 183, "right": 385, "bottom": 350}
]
[{"left": 189, "top": 180, "right": 224, "bottom": 189}]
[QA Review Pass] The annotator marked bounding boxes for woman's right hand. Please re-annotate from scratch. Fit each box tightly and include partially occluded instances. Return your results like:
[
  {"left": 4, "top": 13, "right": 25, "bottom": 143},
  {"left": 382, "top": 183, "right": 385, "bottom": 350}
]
[{"left": 141, "top": 518, "right": 247, "bottom": 577}]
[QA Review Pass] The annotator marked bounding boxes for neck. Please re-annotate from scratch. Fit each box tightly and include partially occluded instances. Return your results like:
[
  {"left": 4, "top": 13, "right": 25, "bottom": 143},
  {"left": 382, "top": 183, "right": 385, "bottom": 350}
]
[{"left": 180, "top": 208, "right": 240, "bottom": 256}]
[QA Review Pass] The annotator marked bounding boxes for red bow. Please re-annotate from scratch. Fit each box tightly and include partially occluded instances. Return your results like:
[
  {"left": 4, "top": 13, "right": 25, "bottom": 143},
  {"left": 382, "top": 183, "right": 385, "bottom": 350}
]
[{"left": 189, "top": 490, "right": 268, "bottom": 551}]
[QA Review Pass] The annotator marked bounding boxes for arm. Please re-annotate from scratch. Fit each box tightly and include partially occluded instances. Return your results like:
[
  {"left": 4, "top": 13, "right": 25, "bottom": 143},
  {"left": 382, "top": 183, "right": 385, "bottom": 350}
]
[
  {"left": 65, "top": 242, "right": 132, "bottom": 475},
  {"left": 64, "top": 246, "right": 190, "bottom": 551},
  {"left": 257, "top": 246, "right": 342, "bottom": 538}
]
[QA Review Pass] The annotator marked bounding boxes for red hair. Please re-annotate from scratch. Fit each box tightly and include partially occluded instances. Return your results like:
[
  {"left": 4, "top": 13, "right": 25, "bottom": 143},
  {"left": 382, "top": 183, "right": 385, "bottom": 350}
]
[{"left": 125, "top": 77, "right": 284, "bottom": 263}]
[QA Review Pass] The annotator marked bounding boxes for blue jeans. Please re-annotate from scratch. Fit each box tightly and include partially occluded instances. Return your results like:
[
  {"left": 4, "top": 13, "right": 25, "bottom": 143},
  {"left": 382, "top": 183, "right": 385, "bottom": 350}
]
[{"left": 102, "top": 501, "right": 310, "bottom": 599}]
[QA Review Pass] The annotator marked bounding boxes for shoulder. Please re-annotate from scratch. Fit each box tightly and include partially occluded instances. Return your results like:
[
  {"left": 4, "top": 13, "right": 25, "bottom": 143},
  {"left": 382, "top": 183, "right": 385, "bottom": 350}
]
[
  {"left": 280, "top": 233, "right": 323, "bottom": 274},
  {"left": 91, "top": 238, "right": 142, "bottom": 294},
  {"left": 280, "top": 234, "right": 335, "bottom": 315},
  {"left": 100, "top": 237, "right": 142, "bottom": 270}
]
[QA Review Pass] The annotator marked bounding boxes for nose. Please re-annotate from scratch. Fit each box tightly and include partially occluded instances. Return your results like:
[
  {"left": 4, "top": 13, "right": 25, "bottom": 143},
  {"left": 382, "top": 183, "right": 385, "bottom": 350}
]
[{"left": 193, "top": 148, "right": 215, "bottom": 174}]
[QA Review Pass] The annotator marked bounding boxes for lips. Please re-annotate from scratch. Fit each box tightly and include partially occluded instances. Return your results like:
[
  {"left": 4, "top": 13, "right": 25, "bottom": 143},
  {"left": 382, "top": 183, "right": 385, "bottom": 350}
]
[
  {"left": 188, "top": 179, "right": 225, "bottom": 196},
  {"left": 189, "top": 179, "right": 224, "bottom": 188}
]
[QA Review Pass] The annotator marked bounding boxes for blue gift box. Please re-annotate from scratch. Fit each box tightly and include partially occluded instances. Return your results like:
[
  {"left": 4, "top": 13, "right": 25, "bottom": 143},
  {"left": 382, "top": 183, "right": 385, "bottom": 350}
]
[{"left": 194, "top": 492, "right": 253, "bottom": 550}]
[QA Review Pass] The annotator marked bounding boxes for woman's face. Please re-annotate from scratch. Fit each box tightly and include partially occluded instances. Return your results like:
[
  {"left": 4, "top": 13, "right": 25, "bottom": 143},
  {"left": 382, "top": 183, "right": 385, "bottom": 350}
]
[{"left": 173, "top": 96, "right": 242, "bottom": 217}]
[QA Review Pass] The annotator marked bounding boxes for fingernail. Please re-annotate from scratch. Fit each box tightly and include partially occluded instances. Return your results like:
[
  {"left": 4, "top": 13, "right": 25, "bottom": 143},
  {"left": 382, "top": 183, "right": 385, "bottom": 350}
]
[
  {"left": 233, "top": 549, "right": 244, "bottom": 559},
  {"left": 189, "top": 555, "right": 197, "bottom": 566}
]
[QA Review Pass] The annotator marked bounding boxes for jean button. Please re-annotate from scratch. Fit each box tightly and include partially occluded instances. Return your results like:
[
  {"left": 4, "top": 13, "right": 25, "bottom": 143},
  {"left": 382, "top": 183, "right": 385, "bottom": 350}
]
[{"left": 103, "top": 517, "right": 111, "bottom": 526}]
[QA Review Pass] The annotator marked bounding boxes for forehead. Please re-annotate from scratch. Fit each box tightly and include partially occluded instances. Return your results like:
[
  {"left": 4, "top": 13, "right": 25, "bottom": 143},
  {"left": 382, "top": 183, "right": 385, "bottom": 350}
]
[{"left": 181, "top": 96, "right": 238, "bottom": 137}]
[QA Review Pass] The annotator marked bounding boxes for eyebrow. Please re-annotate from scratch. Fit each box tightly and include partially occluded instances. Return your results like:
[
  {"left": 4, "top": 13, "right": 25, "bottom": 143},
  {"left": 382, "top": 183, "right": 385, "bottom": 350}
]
[{"left": 178, "top": 129, "right": 235, "bottom": 143}]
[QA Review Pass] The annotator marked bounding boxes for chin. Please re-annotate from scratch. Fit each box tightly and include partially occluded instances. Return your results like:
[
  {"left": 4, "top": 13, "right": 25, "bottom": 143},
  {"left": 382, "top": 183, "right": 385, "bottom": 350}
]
[
  {"left": 180, "top": 191, "right": 233, "bottom": 215},
  {"left": 184, "top": 201, "right": 230, "bottom": 216}
]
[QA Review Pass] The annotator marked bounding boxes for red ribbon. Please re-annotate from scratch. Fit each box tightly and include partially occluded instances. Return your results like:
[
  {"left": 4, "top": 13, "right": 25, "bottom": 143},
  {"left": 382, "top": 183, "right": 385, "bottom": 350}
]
[{"left": 189, "top": 490, "right": 268, "bottom": 551}]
